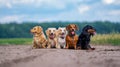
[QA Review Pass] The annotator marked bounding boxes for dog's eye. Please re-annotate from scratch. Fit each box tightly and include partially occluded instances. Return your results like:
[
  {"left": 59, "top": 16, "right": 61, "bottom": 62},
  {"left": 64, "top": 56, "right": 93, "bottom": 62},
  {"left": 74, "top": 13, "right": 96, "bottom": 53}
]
[
  {"left": 49, "top": 30, "right": 51, "bottom": 32},
  {"left": 60, "top": 30, "right": 62, "bottom": 31},
  {"left": 69, "top": 26, "right": 72, "bottom": 28},
  {"left": 53, "top": 30, "right": 55, "bottom": 32},
  {"left": 34, "top": 28, "right": 36, "bottom": 30}
]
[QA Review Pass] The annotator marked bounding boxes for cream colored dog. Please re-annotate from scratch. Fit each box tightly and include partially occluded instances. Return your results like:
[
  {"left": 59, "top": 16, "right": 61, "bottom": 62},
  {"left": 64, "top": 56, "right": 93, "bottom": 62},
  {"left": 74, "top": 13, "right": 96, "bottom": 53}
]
[
  {"left": 30, "top": 26, "right": 47, "bottom": 49},
  {"left": 57, "top": 27, "right": 67, "bottom": 49},
  {"left": 46, "top": 28, "right": 59, "bottom": 48}
]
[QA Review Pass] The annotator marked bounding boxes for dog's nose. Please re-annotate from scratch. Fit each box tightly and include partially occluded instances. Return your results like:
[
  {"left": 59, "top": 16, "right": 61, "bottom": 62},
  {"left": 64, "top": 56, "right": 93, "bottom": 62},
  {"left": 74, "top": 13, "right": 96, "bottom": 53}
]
[
  {"left": 62, "top": 33, "right": 65, "bottom": 35},
  {"left": 50, "top": 33, "right": 54, "bottom": 35},
  {"left": 72, "top": 29, "right": 75, "bottom": 31}
]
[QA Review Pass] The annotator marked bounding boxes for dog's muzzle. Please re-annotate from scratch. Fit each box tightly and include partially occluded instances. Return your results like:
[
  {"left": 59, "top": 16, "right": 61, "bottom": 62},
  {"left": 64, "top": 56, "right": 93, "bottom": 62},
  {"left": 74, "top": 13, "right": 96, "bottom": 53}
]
[
  {"left": 60, "top": 33, "right": 65, "bottom": 39},
  {"left": 93, "top": 32, "right": 96, "bottom": 35},
  {"left": 71, "top": 30, "right": 75, "bottom": 35},
  {"left": 49, "top": 33, "right": 55, "bottom": 39},
  {"left": 62, "top": 33, "right": 65, "bottom": 35}
]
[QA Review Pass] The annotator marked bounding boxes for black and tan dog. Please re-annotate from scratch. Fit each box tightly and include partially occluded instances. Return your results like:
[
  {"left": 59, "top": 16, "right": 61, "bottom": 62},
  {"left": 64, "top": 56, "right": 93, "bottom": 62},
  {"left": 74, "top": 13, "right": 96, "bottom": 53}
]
[{"left": 77, "top": 25, "right": 96, "bottom": 50}]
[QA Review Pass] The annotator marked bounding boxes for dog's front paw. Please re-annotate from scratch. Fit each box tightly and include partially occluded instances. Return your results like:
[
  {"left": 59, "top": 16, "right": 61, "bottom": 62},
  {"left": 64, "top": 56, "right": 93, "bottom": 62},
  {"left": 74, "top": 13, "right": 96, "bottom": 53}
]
[
  {"left": 76, "top": 47, "right": 81, "bottom": 50},
  {"left": 47, "top": 46, "right": 51, "bottom": 49},
  {"left": 63, "top": 45, "right": 66, "bottom": 49},
  {"left": 90, "top": 47, "right": 95, "bottom": 50},
  {"left": 32, "top": 46, "right": 37, "bottom": 49},
  {"left": 65, "top": 47, "right": 68, "bottom": 49},
  {"left": 56, "top": 45, "right": 60, "bottom": 49}
]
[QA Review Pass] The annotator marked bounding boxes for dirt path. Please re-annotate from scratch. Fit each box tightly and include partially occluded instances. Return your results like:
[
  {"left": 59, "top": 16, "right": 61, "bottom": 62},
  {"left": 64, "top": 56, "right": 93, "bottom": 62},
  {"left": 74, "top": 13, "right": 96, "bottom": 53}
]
[{"left": 0, "top": 45, "right": 120, "bottom": 67}]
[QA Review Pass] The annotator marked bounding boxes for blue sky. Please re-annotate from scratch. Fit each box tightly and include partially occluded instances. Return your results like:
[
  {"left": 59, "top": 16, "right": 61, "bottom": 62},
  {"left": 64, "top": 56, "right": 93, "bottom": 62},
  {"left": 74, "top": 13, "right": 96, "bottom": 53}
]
[{"left": 0, "top": 0, "right": 120, "bottom": 23}]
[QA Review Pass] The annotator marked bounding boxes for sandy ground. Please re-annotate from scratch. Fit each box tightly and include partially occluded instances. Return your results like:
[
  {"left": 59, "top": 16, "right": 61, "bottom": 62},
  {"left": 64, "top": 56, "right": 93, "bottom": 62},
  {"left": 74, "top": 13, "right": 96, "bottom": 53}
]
[{"left": 0, "top": 45, "right": 120, "bottom": 67}]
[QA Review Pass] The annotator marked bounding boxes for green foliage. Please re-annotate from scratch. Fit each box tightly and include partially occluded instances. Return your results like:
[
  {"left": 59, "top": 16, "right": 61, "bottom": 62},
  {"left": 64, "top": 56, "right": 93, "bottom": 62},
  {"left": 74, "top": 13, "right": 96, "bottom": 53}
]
[{"left": 0, "top": 21, "right": 120, "bottom": 38}]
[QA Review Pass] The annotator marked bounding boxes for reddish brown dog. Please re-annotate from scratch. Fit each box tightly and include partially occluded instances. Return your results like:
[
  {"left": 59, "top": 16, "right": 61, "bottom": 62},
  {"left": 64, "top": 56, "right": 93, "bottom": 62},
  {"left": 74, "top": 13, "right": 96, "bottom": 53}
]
[{"left": 66, "top": 24, "right": 78, "bottom": 49}]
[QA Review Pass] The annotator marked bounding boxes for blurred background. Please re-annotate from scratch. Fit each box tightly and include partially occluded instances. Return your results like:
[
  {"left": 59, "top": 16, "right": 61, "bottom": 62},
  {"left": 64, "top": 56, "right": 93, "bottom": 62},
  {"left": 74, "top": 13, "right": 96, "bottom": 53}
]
[{"left": 0, "top": 0, "right": 120, "bottom": 45}]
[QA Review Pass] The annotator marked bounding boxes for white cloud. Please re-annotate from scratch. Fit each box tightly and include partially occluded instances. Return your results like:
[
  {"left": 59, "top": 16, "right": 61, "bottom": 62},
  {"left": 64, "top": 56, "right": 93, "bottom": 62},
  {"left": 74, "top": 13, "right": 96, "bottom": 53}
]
[
  {"left": 0, "top": 0, "right": 99, "bottom": 10},
  {"left": 0, "top": 0, "right": 67, "bottom": 9},
  {"left": 114, "top": 0, "right": 120, "bottom": 5},
  {"left": 108, "top": 10, "right": 120, "bottom": 15},
  {"left": 102, "top": 0, "right": 114, "bottom": 4},
  {"left": 12, "top": 0, "right": 34, "bottom": 4},
  {"left": 35, "top": 0, "right": 66, "bottom": 9},
  {"left": 0, "top": 0, "right": 91, "bottom": 9},
  {"left": 6, "top": 2, "right": 12, "bottom": 8},
  {"left": 0, "top": 14, "right": 59, "bottom": 23},
  {"left": 102, "top": 0, "right": 120, "bottom": 5},
  {"left": 78, "top": 5, "right": 90, "bottom": 14},
  {"left": 0, "top": 0, "right": 10, "bottom": 8},
  {"left": 0, "top": 0, "right": 120, "bottom": 22},
  {"left": 0, "top": 15, "right": 26, "bottom": 23}
]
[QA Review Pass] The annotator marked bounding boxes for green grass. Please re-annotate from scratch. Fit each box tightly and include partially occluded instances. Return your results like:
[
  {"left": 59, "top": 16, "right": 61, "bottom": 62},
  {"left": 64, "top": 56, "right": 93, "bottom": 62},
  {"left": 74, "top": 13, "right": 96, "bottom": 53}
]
[
  {"left": 91, "top": 33, "right": 120, "bottom": 46},
  {"left": 0, "top": 38, "right": 32, "bottom": 45},
  {"left": 0, "top": 33, "right": 120, "bottom": 46}
]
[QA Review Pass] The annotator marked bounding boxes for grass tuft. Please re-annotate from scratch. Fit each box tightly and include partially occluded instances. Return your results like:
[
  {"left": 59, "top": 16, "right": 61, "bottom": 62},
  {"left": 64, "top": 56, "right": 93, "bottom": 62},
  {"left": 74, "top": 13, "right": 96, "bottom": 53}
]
[
  {"left": 0, "top": 38, "right": 32, "bottom": 45},
  {"left": 91, "top": 33, "right": 120, "bottom": 46}
]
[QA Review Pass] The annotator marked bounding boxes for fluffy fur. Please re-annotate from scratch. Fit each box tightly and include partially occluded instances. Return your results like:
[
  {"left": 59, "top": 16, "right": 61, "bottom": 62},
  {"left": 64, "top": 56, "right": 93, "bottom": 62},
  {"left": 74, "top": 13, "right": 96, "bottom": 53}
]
[
  {"left": 46, "top": 28, "right": 59, "bottom": 48},
  {"left": 30, "top": 26, "right": 47, "bottom": 49},
  {"left": 77, "top": 25, "right": 96, "bottom": 50},
  {"left": 57, "top": 27, "right": 67, "bottom": 49},
  {"left": 66, "top": 24, "right": 78, "bottom": 49}
]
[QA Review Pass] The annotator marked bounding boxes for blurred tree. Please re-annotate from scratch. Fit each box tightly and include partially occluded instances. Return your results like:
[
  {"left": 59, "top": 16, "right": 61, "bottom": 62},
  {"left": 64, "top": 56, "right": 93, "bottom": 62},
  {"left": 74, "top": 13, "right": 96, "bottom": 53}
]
[{"left": 0, "top": 21, "right": 120, "bottom": 38}]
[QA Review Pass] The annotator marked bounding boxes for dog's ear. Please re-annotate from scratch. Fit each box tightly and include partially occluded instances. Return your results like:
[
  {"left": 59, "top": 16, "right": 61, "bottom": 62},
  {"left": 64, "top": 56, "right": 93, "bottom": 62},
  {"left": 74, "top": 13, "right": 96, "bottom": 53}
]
[
  {"left": 37, "top": 26, "right": 43, "bottom": 33},
  {"left": 66, "top": 24, "right": 70, "bottom": 31},
  {"left": 54, "top": 28, "right": 58, "bottom": 37},
  {"left": 64, "top": 28, "right": 68, "bottom": 35},
  {"left": 45, "top": 29, "right": 49, "bottom": 36},
  {"left": 30, "top": 28, "right": 33, "bottom": 33},
  {"left": 55, "top": 29, "right": 59, "bottom": 37},
  {"left": 57, "top": 27, "right": 60, "bottom": 32},
  {"left": 57, "top": 29, "right": 60, "bottom": 34},
  {"left": 75, "top": 24, "right": 78, "bottom": 30}
]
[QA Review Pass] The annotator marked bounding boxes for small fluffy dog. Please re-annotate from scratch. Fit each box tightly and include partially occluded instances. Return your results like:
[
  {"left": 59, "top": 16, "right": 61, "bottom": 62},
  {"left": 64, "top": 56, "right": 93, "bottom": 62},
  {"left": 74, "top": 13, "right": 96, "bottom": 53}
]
[
  {"left": 66, "top": 24, "right": 78, "bottom": 49},
  {"left": 46, "top": 28, "right": 59, "bottom": 48},
  {"left": 30, "top": 26, "right": 47, "bottom": 49},
  {"left": 77, "top": 25, "right": 96, "bottom": 50},
  {"left": 57, "top": 27, "right": 67, "bottom": 49}
]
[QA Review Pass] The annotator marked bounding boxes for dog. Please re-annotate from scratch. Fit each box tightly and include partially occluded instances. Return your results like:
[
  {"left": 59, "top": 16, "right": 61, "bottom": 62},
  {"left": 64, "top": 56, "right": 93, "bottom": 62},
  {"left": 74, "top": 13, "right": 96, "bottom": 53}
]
[
  {"left": 30, "top": 26, "right": 47, "bottom": 49},
  {"left": 57, "top": 27, "right": 67, "bottom": 49},
  {"left": 77, "top": 25, "right": 96, "bottom": 50},
  {"left": 46, "top": 28, "right": 59, "bottom": 48},
  {"left": 66, "top": 24, "right": 78, "bottom": 49}
]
